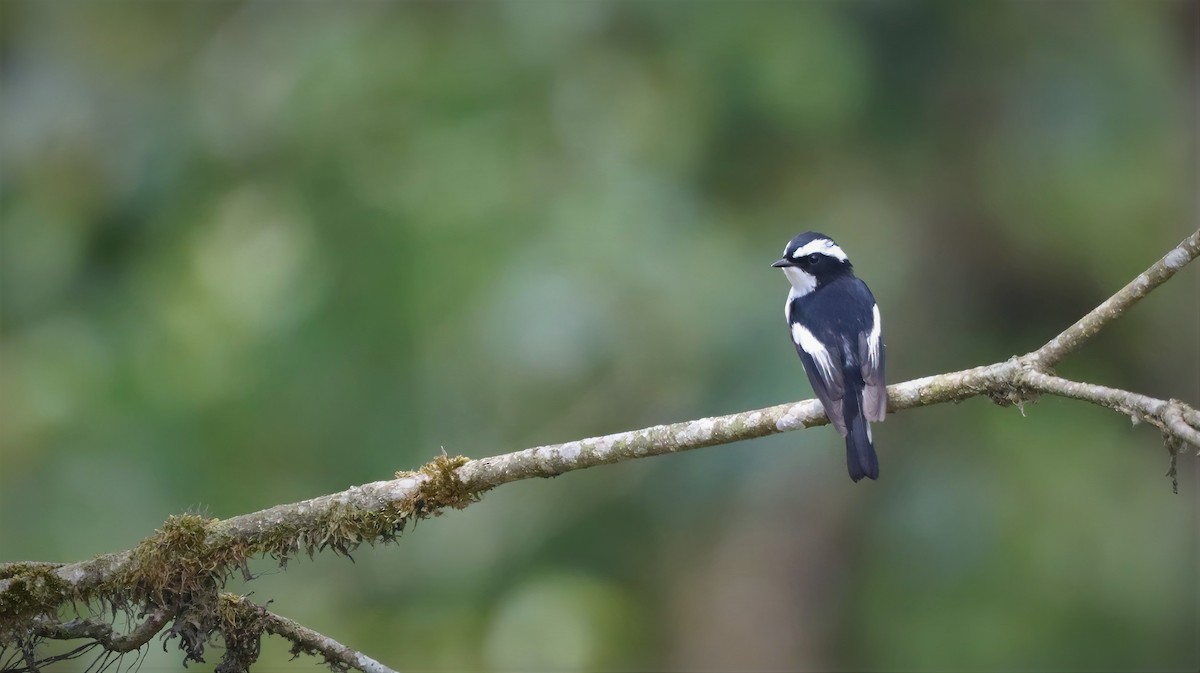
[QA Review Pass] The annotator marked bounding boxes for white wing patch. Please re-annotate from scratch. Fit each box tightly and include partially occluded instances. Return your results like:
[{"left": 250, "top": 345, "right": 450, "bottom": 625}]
[
  {"left": 791, "top": 238, "right": 849, "bottom": 262},
  {"left": 867, "top": 304, "right": 882, "bottom": 367},
  {"left": 791, "top": 322, "right": 836, "bottom": 384}
]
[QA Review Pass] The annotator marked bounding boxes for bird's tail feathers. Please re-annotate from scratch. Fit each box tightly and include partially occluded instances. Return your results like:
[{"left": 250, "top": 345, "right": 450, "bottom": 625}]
[{"left": 845, "top": 403, "right": 879, "bottom": 483}]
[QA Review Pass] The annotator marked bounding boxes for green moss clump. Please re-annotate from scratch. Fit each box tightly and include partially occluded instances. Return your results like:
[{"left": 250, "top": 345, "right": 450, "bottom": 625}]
[
  {"left": 0, "top": 564, "right": 72, "bottom": 642},
  {"left": 410, "top": 454, "right": 481, "bottom": 514},
  {"left": 117, "top": 514, "right": 220, "bottom": 604},
  {"left": 107, "top": 513, "right": 232, "bottom": 664},
  {"left": 259, "top": 455, "right": 483, "bottom": 566},
  {"left": 304, "top": 499, "right": 398, "bottom": 558},
  {"left": 215, "top": 594, "right": 267, "bottom": 673}
]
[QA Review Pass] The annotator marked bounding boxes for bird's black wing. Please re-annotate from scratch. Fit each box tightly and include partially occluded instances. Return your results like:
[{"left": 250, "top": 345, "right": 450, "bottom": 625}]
[
  {"left": 859, "top": 330, "right": 887, "bottom": 422},
  {"left": 792, "top": 327, "right": 848, "bottom": 436},
  {"left": 851, "top": 283, "right": 887, "bottom": 423}
]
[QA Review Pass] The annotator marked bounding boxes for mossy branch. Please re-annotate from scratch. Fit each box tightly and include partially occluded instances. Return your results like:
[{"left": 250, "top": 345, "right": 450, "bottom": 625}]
[
  {"left": 0, "top": 455, "right": 478, "bottom": 672},
  {"left": 1, "top": 229, "right": 1197, "bottom": 671}
]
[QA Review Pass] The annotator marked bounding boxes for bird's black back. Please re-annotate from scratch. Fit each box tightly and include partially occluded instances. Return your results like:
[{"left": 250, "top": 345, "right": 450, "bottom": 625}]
[{"left": 791, "top": 275, "right": 877, "bottom": 354}]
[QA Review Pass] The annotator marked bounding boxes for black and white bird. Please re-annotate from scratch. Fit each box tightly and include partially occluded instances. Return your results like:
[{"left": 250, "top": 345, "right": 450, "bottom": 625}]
[{"left": 773, "top": 232, "right": 886, "bottom": 482}]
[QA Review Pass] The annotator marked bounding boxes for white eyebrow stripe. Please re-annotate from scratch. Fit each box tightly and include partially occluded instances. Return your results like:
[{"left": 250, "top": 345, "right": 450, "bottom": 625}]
[
  {"left": 790, "top": 238, "right": 848, "bottom": 262},
  {"left": 867, "top": 304, "right": 882, "bottom": 367},
  {"left": 791, "top": 322, "right": 836, "bottom": 384}
]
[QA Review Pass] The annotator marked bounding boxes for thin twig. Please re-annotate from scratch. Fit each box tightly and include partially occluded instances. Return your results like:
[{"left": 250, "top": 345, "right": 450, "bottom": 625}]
[
  {"left": 220, "top": 595, "right": 399, "bottom": 673},
  {"left": 31, "top": 610, "right": 170, "bottom": 653},
  {"left": 1031, "top": 229, "right": 1200, "bottom": 368}
]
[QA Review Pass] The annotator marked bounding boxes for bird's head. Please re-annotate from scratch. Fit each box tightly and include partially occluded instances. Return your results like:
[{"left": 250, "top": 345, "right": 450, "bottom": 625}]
[{"left": 771, "top": 231, "right": 853, "bottom": 295}]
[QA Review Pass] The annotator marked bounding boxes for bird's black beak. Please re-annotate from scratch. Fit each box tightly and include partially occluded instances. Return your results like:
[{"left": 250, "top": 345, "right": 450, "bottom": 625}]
[{"left": 771, "top": 258, "right": 793, "bottom": 268}]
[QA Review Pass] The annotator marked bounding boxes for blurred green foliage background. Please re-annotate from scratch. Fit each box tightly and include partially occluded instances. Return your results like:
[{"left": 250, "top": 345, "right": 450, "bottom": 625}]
[{"left": 1, "top": 1, "right": 1197, "bottom": 671}]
